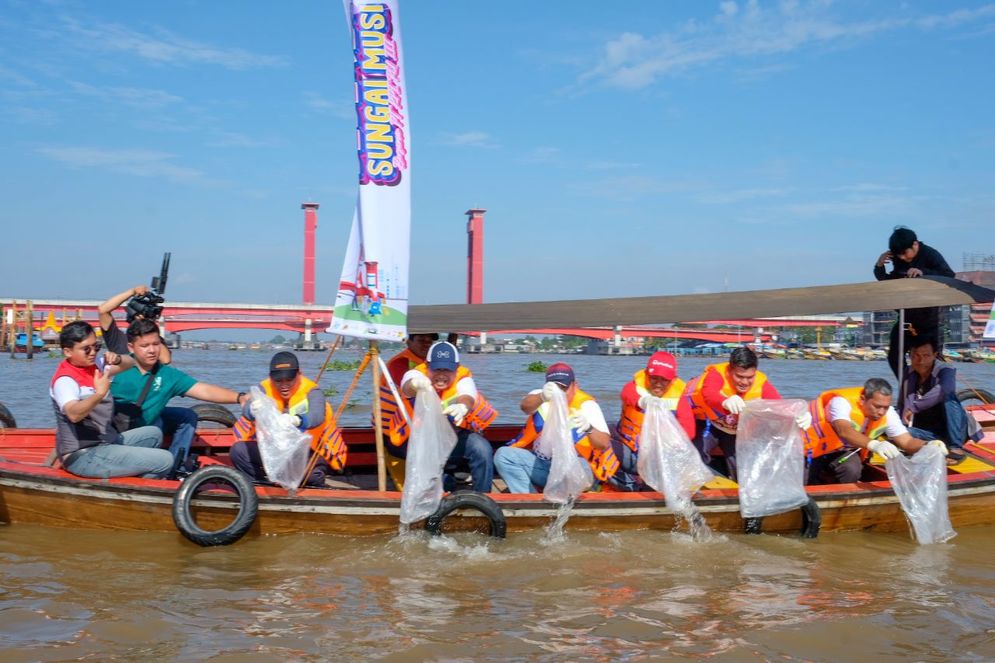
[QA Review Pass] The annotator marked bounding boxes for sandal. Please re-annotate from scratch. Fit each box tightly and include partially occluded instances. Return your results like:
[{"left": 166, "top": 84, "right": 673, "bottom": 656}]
[{"left": 946, "top": 447, "right": 967, "bottom": 465}]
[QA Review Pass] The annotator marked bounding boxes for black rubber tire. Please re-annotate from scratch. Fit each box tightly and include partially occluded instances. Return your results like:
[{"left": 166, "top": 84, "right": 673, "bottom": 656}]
[
  {"left": 190, "top": 403, "right": 238, "bottom": 428},
  {"left": 957, "top": 388, "right": 995, "bottom": 405},
  {"left": 0, "top": 402, "right": 16, "bottom": 428},
  {"left": 172, "top": 465, "right": 258, "bottom": 546},
  {"left": 800, "top": 498, "right": 822, "bottom": 539},
  {"left": 425, "top": 491, "right": 507, "bottom": 539},
  {"left": 743, "top": 517, "right": 764, "bottom": 534}
]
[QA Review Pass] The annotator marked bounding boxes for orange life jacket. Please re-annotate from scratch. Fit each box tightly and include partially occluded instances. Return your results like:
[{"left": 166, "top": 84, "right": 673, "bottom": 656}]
[
  {"left": 376, "top": 347, "right": 426, "bottom": 447},
  {"left": 508, "top": 387, "right": 620, "bottom": 483},
  {"left": 616, "top": 370, "right": 686, "bottom": 453},
  {"left": 802, "top": 386, "right": 888, "bottom": 461},
  {"left": 233, "top": 376, "right": 347, "bottom": 471},
  {"left": 686, "top": 362, "right": 769, "bottom": 426},
  {"left": 381, "top": 364, "right": 498, "bottom": 453}
]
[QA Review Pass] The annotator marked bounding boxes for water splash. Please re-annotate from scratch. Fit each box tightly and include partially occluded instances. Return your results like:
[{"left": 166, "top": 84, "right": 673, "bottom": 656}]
[{"left": 541, "top": 499, "right": 575, "bottom": 545}]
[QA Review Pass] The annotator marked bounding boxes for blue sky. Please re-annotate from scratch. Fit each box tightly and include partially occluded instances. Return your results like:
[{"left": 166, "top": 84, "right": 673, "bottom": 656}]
[{"left": 2, "top": 0, "right": 994, "bottom": 311}]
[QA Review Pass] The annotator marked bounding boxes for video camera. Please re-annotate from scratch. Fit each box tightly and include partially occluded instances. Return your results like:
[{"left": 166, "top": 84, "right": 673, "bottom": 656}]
[{"left": 125, "top": 252, "right": 171, "bottom": 323}]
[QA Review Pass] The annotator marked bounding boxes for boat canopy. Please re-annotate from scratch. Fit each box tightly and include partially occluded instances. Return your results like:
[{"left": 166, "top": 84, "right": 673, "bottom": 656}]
[{"left": 408, "top": 277, "right": 995, "bottom": 333}]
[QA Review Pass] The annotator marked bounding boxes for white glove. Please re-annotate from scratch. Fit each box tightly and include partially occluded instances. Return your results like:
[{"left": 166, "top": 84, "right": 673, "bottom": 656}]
[
  {"left": 542, "top": 381, "right": 560, "bottom": 402},
  {"left": 443, "top": 402, "right": 469, "bottom": 426},
  {"left": 722, "top": 395, "right": 746, "bottom": 415},
  {"left": 569, "top": 412, "right": 591, "bottom": 433},
  {"left": 795, "top": 411, "right": 813, "bottom": 430},
  {"left": 868, "top": 440, "right": 901, "bottom": 460},
  {"left": 927, "top": 439, "right": 948, "bottom": 456},
  {"left": 638, "top": 394, "right": 661, "bottom": 410},
  {"left": 278, "top": 413, "right": 301, "bottom": 428},
  {"left": 408, "top": 372, "right": 432, "bottom": 393}
]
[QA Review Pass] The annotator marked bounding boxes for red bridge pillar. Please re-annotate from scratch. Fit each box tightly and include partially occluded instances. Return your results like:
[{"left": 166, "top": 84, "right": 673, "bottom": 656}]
[
  {"left": 302, "top": 202, "right": 319, "bottom": 306},
  {"left": 466, "top": 208, "right": 486, "bottom": 305}
]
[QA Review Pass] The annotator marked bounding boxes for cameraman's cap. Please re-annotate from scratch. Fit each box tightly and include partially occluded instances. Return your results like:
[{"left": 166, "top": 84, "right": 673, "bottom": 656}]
[
  {"left": 646, "top": 351, "right": 677, "bottom": 380},
  {"left": 545, "top": 362, "right": 575, "bottom": 387},
  {"left": 269, "top": 351, "right": 300, "bottom": 380},
  {"left": 427, "top": 341, "right": 459, "bottom": 371}
]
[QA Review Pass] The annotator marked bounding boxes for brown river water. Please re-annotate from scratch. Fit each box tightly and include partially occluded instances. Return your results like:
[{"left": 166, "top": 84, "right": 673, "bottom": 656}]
[{"left": 1, "top": 349, "right": 994, "bottom": 661}]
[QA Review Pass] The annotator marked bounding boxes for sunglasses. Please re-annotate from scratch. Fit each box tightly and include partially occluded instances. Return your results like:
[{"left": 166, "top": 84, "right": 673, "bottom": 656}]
[{"left": 78, "top": 342, "right": 103, "bottom": 354}]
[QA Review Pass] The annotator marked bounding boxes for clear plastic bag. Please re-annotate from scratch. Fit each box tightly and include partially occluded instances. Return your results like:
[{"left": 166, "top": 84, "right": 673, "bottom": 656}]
[
  {"left": 636, "top": 400, "right": 714, "bottom": 513},
  {"left": 251, "top": 386, "right": 312, "bottom": 491},
  {"left": 541, "top": 388, "right": 593, "bottom": 504},
  {"left": 400, "top": 388, "right": 458, "bottom": 524},
  {"left": 886, "top": 444, "right": 956, "bottom": 544},
  {"left": 736, "top": 398, "right": 809, "bottom": 518}
]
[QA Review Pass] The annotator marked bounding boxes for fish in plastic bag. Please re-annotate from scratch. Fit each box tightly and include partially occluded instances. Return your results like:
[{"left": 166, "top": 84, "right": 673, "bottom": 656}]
[
  {"left": 637, "top": 400, "right": 714, "bottom": 513},
  {"left": 736, "top": 398, "right": 809, "bottom": 518},
  {"left": 400, "top": 387, "right": 458, "bottom": 524},
  {"left": 251, "top": 386, "right": 313, "bottom": 491},
  {"left": 541, "top": 387, "right": 593, "bottom": 504},
  {"left": 886, "top": 444, "right": 956, "bottom": 544}
]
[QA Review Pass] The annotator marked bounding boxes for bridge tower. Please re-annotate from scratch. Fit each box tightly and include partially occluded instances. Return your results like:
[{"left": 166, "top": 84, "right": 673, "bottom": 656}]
[
  {"left": 466, "top": 208, "right": 486, "bottom": 305},
  {"left": 302, "top": 202, "right": 319, "bottom": 306}
]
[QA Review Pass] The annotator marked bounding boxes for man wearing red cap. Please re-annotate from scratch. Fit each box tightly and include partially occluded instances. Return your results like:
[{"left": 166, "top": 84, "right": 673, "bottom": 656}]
[
  {"left": 494, "top": 362, "right": 617, "bottom": 493},
  {"left": 611, "top": 351, "right": 695, "bottom": 490}
]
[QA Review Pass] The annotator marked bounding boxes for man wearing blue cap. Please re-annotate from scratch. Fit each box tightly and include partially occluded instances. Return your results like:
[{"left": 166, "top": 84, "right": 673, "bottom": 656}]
[{"left": 400, "top": 341, "right": 498, "bottom": 492}]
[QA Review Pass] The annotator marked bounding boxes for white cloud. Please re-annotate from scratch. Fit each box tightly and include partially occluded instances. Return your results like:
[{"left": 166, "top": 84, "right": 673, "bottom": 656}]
[
  {"left": 37, "top": 146, "right": 214, "bottom": 184},
  {"left": 68, "top": 81, "right": 182, "bottom": 109},
  {"left": 302, "top": 91, "right": 353, "bottom": 119},
  {"left": 579, "top": 2, "right": 995, "bottom": 89},
  {"left": 438, "top": 131, "right": 500, "bottom": 149},
  {"left": 61, "top": 18, "right": 287, "bottom": 69}
]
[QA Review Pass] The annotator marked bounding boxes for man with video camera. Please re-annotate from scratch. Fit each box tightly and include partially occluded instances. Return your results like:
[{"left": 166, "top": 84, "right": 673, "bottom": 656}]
[
  {"left": 99, "top": 284, "right": 172, "bottom": 363},
  {"left": 111, "top": 319, "right": 249, "bottom": 479}
]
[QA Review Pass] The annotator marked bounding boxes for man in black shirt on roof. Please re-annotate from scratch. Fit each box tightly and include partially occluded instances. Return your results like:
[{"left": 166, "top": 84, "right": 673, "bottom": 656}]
[{"left": 873, "top": 227, "right": 955, "bottom": 378}]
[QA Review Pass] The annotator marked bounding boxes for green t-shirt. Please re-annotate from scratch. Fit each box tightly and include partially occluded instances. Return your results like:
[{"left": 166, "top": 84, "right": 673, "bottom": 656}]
[{"left": 111, "top": 362, "right": 197, "bottom": 426}]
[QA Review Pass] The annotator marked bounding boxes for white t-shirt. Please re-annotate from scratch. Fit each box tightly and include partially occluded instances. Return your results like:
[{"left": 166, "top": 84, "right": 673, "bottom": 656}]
[
  {"left": 400, "top": 369, "right": 478, "bottom": 400},
  {"left": 50, "top": 357, "right": 107, "bottom": 413},
  {"left": 827, "top": 396, "right": 908, "bottom": 440},
  {"left": 528, "top": 389, "right": 609, "bottom": 434}
]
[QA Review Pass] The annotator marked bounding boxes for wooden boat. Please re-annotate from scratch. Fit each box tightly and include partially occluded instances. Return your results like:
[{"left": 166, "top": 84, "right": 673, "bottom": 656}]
[{"left": 2, "top": 276, "right": 994, "bottom": 542}]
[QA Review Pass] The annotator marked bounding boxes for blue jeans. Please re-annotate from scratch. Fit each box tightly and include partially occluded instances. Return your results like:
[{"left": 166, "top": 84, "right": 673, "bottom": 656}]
[
  {"left": 64, "top": 426, "right": 173, "bottom": 479},
  {"left": 155, "top": 406, "right": 199, "bottom": 473},
  {"left": 493, "top": 446, "right": 594, "bottom": 494},
  {"left": 607, "top": 438, "right": 641, "bottom": 491},
  {"left": 451, "top": 430, "right": 494, "bottom": 493},
  {"left": 908, "top": 392, "right": 969, "bottom": 449}
]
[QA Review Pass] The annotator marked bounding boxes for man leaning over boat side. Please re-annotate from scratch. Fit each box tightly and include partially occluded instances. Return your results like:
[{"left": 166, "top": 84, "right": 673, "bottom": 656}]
[
  {"left": 50, "top": 321, "right": 173, "bottom": 480},
  {"left": 400, "top": 341, "right": 498, "bottom": 492},
  {"left": 230, "top": 351, "right": 346, "bottom": 487},
  {"left": 494, "top": 363, "right": 618, "bottom": 494},
  {"left": 800, "top": 378, "right": 944, "bottom": 485},
  {"left": 684, "top": 347, "right": 810, "bottom": 481},
  {"left": 110, "top": 319, "right": 249, "bottom": 478},
  {"left": 873, "top": 226, "right": 955, "bottom": 378},
  {"left": 899, "top": 336, "right": 981, "bottom": 465},
  {"left": 377, "top": 332, "right": 438, "bottom": 488},
  {"left": 610, "top": 351, "right": 696, "bottom": 491}
]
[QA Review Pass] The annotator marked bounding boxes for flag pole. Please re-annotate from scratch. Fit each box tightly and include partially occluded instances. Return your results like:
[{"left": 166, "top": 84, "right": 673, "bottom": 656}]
[{"left": 370, "top": 340, "right": 387, "bottom": 491}]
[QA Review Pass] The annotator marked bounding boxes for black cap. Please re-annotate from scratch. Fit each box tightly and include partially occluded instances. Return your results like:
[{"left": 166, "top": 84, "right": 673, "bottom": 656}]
[{"left": 269, "top": 351, "right": 300, "bottom": 380}]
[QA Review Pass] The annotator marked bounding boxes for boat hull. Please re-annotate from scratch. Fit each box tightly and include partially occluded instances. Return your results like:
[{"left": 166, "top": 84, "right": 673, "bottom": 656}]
[{"left": 2, "top": 411, "right": 995, "bottom": 540}]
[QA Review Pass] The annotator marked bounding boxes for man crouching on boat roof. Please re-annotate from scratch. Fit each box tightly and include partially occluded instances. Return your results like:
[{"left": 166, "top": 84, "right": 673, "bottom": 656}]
[
  {"left": 494, "top": 363, "right": 618, "bottom": 493},
  {"left": 230, "top": 352, "right": 346, "bottom": 487},
  {"left": 801, "top": 378, "right": 943, "bottom": 485},
  {"left": 51, "top": 321, "right": 173, "bottom": 479},
  {"left": 685, "top": 347, "right": 811, "bottom": 480},
  {"left": 111, "top": 319, "right": 248, "bottom": 478},
  {"left": 401, "top": 341, "right": 498, "bottom": 492},
  {"left": 610, "top": 352, "right": 696, "bottom": 491}
]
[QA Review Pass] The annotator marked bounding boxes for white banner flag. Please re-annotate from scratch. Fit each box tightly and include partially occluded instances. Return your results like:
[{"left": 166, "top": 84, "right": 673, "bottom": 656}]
[{"left": 329, "top": 0, "right": 411, "bottom": 341}]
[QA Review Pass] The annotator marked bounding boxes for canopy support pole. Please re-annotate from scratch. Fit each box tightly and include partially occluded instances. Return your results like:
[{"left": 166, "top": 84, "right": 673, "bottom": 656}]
[{"left": 370, "top": 341, "right": 387, "bottom": 491}]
